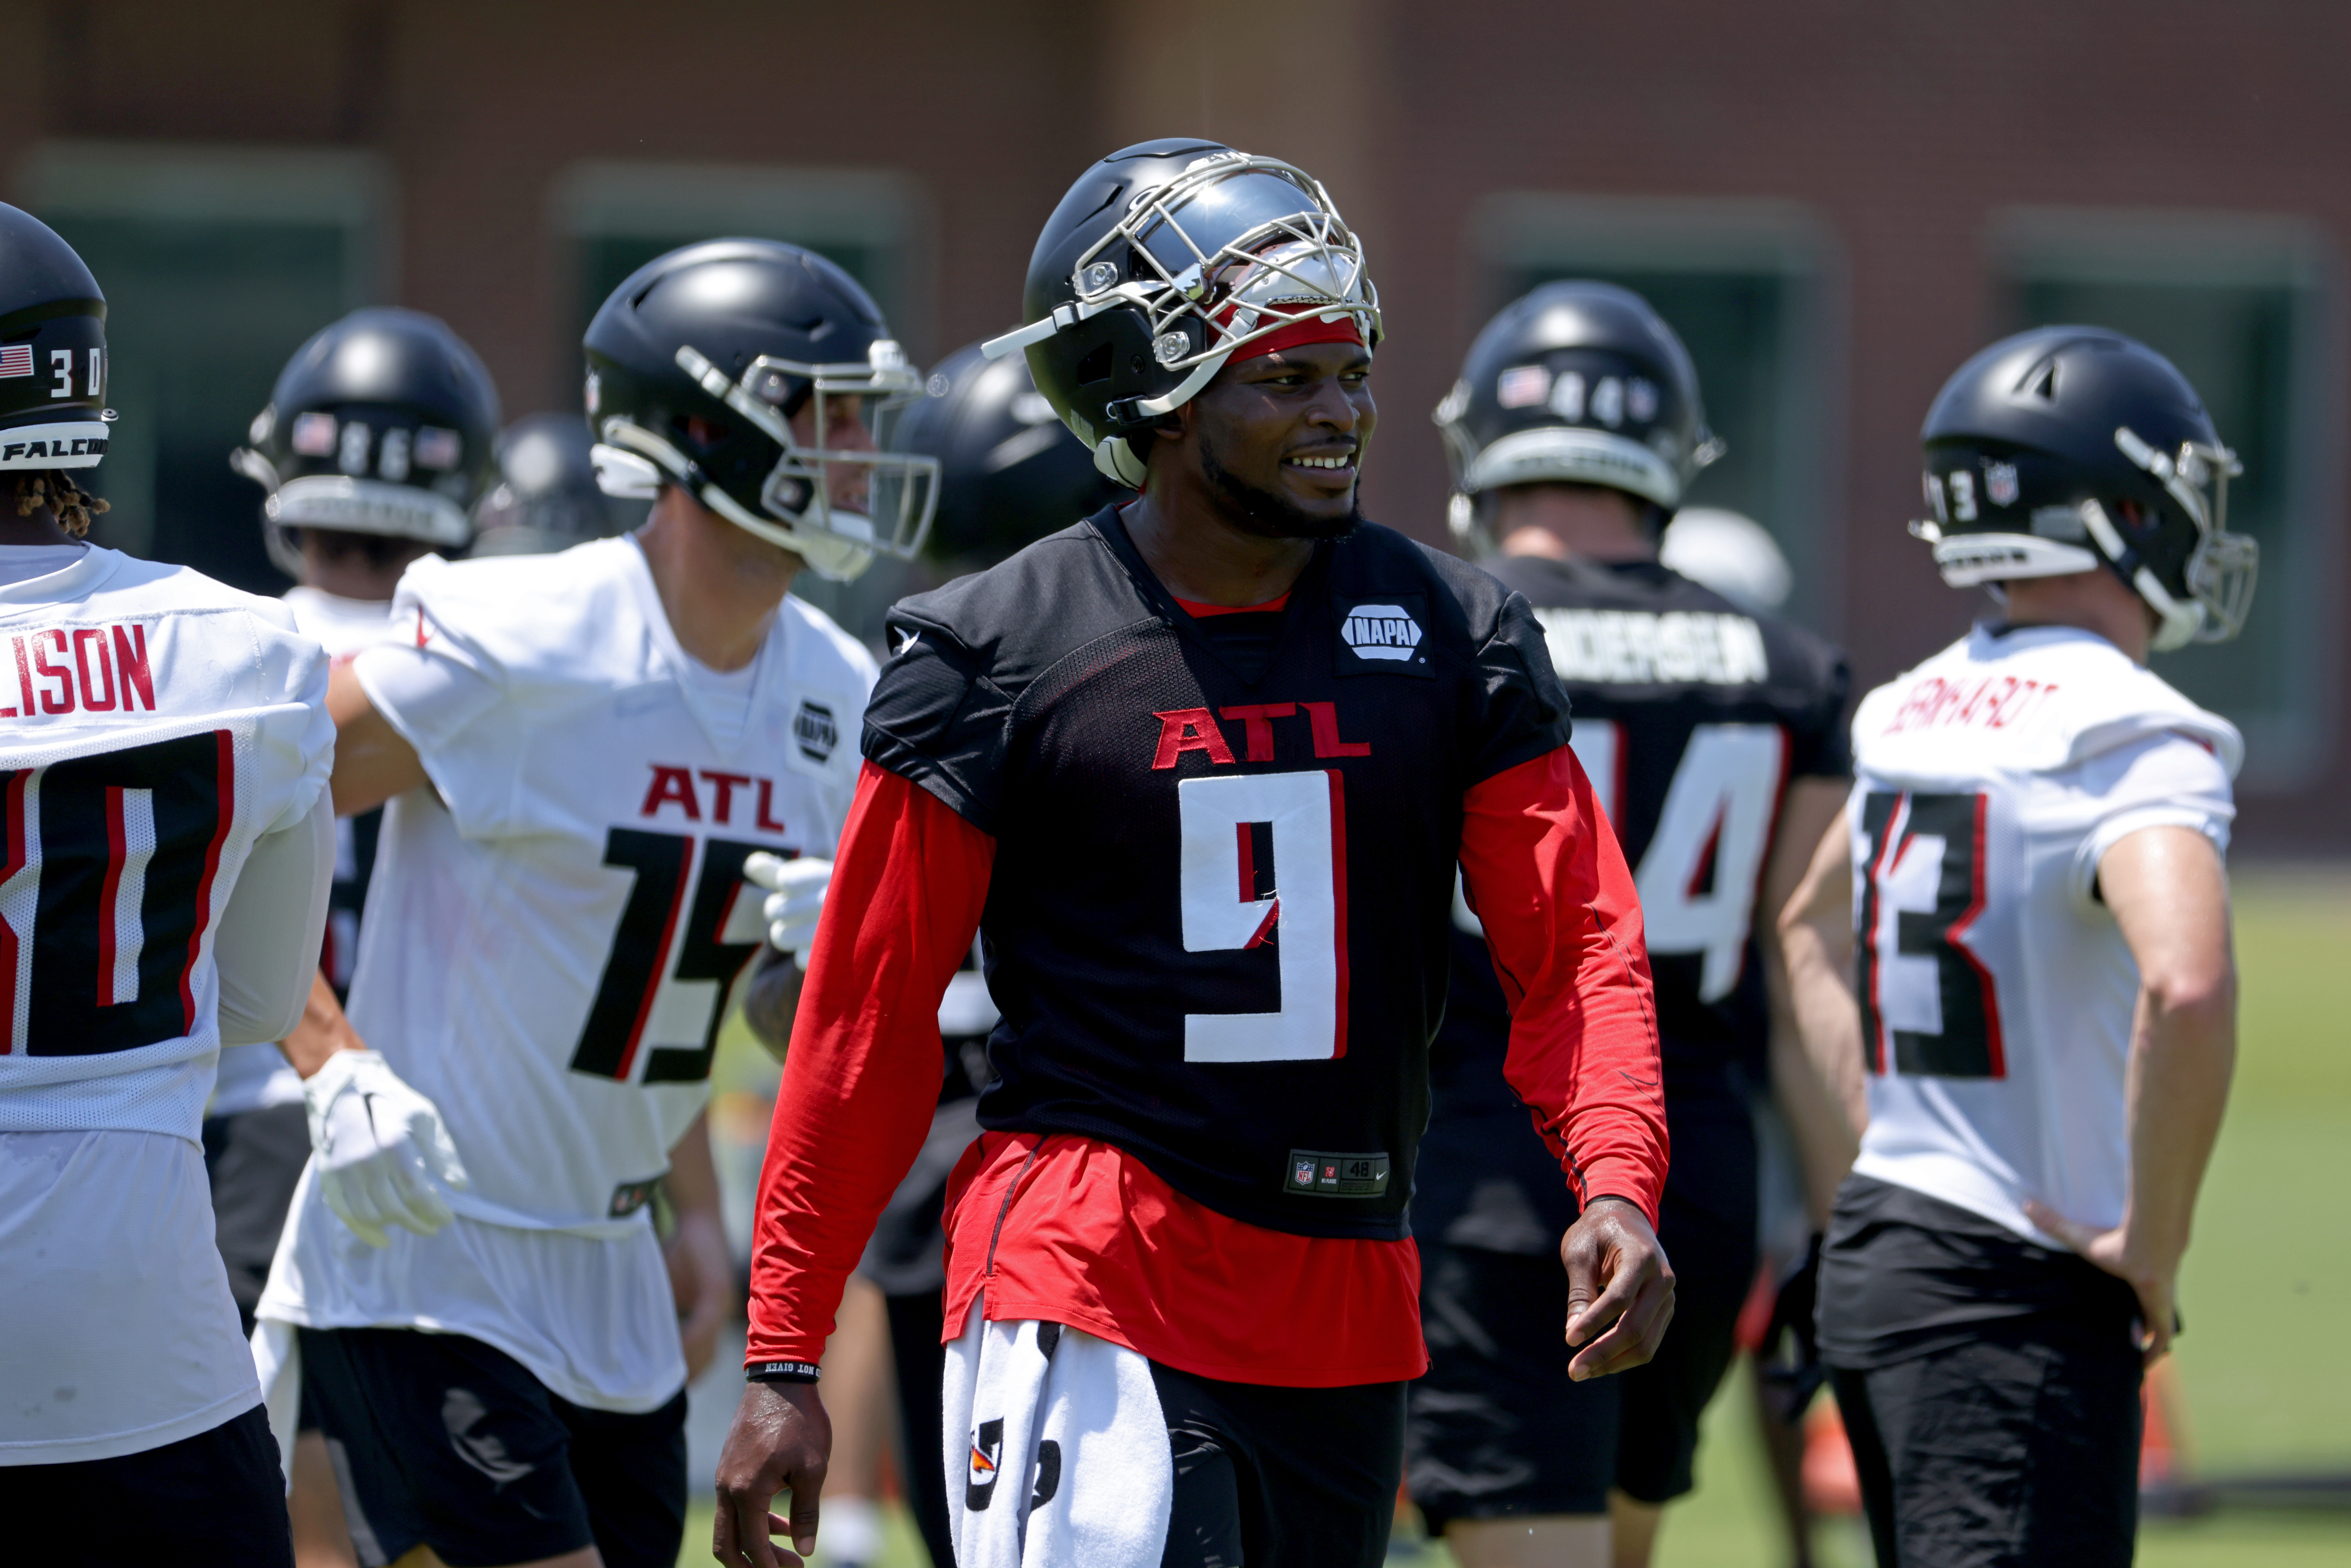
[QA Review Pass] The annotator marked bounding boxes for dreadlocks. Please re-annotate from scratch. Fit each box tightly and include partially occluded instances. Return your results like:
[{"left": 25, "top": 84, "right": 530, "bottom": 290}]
[{"left": 14, "top": 470, "right": 109, "bottom": 539}]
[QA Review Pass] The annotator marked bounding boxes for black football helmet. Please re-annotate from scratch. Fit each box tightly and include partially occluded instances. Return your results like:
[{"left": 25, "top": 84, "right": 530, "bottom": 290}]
[
  {"left": 988, "top": 139, "right": 1380, "bottom": 488},
  {"left": 1914, "top": 326, "right": 2255, "bottom": 651},
  {"left": 233, "top": 308, "right": 500, "bottom": 578},
  {"left": 1436, "top": 281, "right": 1720, "bottom": 554},
  {"left": 582, "top": 239, "right": 936, "bottom": 582},
  {"left": 892, "top": 340, "right": 1124, "bottom": 567},
  {"left": 0, "top": 203, "right": 111, "bottom": 473},
  {"left": 471, "top": 413, "right": 641, "bottom": 557}
]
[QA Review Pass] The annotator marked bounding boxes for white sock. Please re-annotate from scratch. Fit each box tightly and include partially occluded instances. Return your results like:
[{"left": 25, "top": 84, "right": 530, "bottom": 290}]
[{"left": 821, "top": 1495, "right": 883, "bottom": 1564}]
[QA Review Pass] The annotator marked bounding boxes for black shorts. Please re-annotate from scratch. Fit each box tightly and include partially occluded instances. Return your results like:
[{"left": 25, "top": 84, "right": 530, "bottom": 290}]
[
  {"left": 299, "top": 1326, "right": 686, "bottom": 1568},
  {"left": 0, "top": 1403, "right": 292, "bottom": 1568},
  {"left": 1155, "top": 1364, "right": 1405, "bottom": 1568},
  {"left": 1832, "top": 1328, "right": 2142, "bottom": 1568},
  {"left": 201, "top": 1102, "right": 312, "bottom": 1334},
  {"left": 1408, "top": 1086, "right": 1757, "bottom": 1527}
]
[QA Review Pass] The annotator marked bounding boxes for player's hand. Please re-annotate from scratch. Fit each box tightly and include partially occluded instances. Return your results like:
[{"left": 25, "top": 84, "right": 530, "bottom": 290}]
[
  {"left": 666, "top": 1208, "right": 736, "bottom": 1383},
  {"left": 715, "top": 1380, "right": 831, "bottom": 1568},
  {"left": 744, "top": 853, "right": 832, "bottom": 971},
  {"left": 1561, "top": 1195, "right": 1676, "bottom": 1381},
  {"left": 301, "top": 1048, "right": 470, "bottom": 1249},
  {"left": 2025, "top": 1198, "right": 2179, "bottom": 1364}
]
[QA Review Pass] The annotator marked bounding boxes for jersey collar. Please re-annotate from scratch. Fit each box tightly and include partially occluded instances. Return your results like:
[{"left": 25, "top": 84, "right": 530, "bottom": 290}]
[
  {"left": 1088, "top": 502, "right": 1329, "bottom": 689},
  {"left": 0, "top": 541, "right": 120, "bottom": 615}
]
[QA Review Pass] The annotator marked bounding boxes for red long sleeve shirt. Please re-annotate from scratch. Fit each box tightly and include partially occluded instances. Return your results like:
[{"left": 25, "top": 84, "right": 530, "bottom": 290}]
[{"left": 745, "top": 748, "right": 1665, "bottom": 1384}]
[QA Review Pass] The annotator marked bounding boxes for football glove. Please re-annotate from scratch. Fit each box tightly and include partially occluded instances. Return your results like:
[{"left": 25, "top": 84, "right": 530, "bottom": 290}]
[
  {"left": 743, "top": 852, "right": 832, "bottom": 970},
  {"left": 302, "top": 1049, "right": 469, "bottom": 1249}
]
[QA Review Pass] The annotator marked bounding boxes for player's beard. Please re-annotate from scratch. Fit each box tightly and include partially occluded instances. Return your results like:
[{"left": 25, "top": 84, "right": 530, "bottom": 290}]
[{"left": 1198, "top": 431, "right": 1362, "bottom": 542}]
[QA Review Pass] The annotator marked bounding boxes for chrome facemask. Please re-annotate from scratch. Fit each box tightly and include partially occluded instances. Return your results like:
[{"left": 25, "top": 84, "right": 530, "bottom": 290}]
[
  {"left": 2112, "top": 425, "right": 2256, "bottom": 648},
  {"left": 985, "top": 151, "right": 1381, "bottom": 408},
  {"left": 596, "top": 338, "right": 941, "bottom": 582}
]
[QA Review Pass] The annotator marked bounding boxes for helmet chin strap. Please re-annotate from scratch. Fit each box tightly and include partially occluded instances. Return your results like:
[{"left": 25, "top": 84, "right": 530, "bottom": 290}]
[{"left": 2078, "top": 498, "right": 2204, "bottom": 651}]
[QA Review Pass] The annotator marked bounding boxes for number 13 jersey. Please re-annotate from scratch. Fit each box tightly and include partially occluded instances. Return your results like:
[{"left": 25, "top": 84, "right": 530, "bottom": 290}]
[{"left": 1846, "top": 623, "right": 2238, "bottom": 1242}]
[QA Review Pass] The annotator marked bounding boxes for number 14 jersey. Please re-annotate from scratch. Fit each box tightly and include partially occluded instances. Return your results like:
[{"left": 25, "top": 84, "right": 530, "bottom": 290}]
[{"left": 1847, "top": 623, "right": 2238, "bottom": 1242}]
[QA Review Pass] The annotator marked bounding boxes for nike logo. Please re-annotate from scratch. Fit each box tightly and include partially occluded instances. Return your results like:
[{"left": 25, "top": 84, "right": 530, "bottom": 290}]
[
  {"left": 414, "top": 608, "right": 432, "bottom": 648},
  {"left": 894, "top": 628, "right": 921, "bottom": 657}
]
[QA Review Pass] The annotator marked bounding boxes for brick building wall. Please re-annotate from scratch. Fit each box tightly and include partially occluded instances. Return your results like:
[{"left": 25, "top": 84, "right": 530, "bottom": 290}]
[{"left": 6, "top": 0, "right": 2345, "bottom": 844}]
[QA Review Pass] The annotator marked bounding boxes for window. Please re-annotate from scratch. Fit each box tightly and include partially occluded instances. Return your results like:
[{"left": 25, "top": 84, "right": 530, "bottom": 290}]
[
  {"left": 555, "top": 162, "right": 932, "bottom": 644},
  {"left": 25, "top": 142, "right": 392, "bottom": 594},
  {"left": 1993, "top": 209, "right": 2336, "bottom": 785},
  {"left": 1473, "top": 194, "right": 1839, "bottom": 629}
]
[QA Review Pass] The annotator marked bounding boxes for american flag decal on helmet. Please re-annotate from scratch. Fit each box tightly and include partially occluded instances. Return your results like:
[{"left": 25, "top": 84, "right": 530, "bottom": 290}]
[{"left": 0, "top": 345, "right": 32, "bottom": 378}]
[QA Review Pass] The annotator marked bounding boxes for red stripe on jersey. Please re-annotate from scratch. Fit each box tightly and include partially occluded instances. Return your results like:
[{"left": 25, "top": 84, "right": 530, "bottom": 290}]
[
  {"left": 1863, "top": 793, "right": 1906, "bottom": 1076},
  {"left": 1327, "top": 768, "right": 1350, "bottom": 1058},
  {"left": 1950, "top": 791, "right": 2006, "bottom": 1078},
  {"left": 97, "top": 786, "right": 126, "bottom": 1006},
  {"left": 613, "top": 841, "right": 695, "bottom": 1081},
  {"left": 180, "top": 733, "right": 237, "bottom": 1035},
  {"left": 0, "top": 770, "right": 27, "bottom": 1052},
  {"left": 1174, "top": 593, "right": 1290, "bottom": 618}
]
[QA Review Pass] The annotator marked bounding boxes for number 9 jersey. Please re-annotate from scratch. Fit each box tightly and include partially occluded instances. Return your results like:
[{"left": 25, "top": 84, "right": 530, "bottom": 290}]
[{"left": 1845, "top": 622, "right": 2238, "bottom": 1243}]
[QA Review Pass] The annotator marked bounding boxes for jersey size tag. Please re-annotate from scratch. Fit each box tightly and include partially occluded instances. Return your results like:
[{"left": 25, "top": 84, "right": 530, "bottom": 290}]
[
  {"left": 1285, "top": 1149, "right": 1391, "bottom": 1198},
  {"left": 1332, "top": 593, "right": 1433, "bottom": 678},
  {"left": 607, "top": 1177, "right": 658, "bottom": 1218}
]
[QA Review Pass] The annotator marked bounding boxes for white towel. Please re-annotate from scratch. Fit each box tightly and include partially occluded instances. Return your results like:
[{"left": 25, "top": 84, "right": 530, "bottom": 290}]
[{"left": 941, "top": 1301, "right": 1174, "bottom": 1567}]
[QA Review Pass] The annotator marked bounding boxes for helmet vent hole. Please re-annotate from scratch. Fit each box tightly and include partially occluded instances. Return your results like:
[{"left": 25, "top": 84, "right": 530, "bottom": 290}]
[
  {"left": 1076, "top": 342, "right": 1114, "bottom": 386},
  {"left": 2026, "top": 362, "right": 2058, "bottom": 401}
]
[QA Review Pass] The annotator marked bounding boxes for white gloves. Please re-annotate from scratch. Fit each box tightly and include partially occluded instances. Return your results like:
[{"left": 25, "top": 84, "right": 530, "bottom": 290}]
[
  {"left": 302, "top": 1049, "right": 469, "bottom": 1249},
  {"left": 744, "top": 852, "right": 832, "bottom": 970}
]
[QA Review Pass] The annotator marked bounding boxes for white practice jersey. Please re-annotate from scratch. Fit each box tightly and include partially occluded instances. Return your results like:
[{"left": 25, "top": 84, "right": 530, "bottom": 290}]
[
  {"left": 0, "top": 543, "right": 333, "bottom": 1464},
  {"left": 211, "top": 586, "right": 397, "bottom": 1118},
  {"left": 259, "top": 537, "right": 874, "bottom": 1408},
  {"left": 1847, "top": 623, "right": 2238, "bottom": 1244}
]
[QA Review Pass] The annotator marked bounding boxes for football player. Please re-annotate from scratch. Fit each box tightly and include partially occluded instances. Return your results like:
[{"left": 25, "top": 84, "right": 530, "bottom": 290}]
[
  {"left": 254, "top": 239, "right": 934, "bottom": 1568},
  {"left": 1411, "top": 283, "right": 1856, "bottom": 1568},
  {"left": 224, "top": 306, "right": 500, "bottom": 1567},
  {"left": 0, "top": 204, "right": 336, "bottom": 1566},
  {"left": 1781, "top": 327, "right": 2251, "bottom": 1566},
  {"left": 732, "top": 337, "right": 1123, "bottom": 1568},
  {"left": 716, "top": 140, "right": 1673, "bottom": 1568}
]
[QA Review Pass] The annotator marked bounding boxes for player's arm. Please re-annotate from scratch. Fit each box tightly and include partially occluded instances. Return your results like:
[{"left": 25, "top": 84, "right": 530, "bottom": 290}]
[
  {"left": 216, "top": 790, "right": 336, "bottom": 1047},
  {"left": 666, "top": 1108, "right": 737, "bottom": 1382},
  {"left": 1778, "top": 807, "right": 1866, "bottom": 1137},
  {"left": 2026, "top": 826, "right": 2236, "bottom": 1364},
  {"left": 325, "top": 661, "right": 430, "bottom": 815},
  {"left": 715, "top": 761, "right": 993, "bottom": 1568},
  {"left": 1460, "top": 743, "right": 1675, "bottom": 1382},
  {"left": 1759, "top": 778, "right": 1863, "bottom": 1222}
]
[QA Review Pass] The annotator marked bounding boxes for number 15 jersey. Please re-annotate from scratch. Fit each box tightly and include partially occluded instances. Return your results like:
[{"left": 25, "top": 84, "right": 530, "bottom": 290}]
[
  {"left": 340, "top": 538, "right": 877, "bottom": 1232},
  {"left": 1846, "top": 623, "right": 2238, "bottom": 1243}
]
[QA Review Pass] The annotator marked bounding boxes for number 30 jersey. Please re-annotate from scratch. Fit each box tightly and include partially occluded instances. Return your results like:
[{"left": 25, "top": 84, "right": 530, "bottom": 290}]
[
  {"left": 337, "top": 538, "right": 876, "bottom": 1232},
  {"left": 0, "top": 545, "right": 333, "bottom": 1134},
  {"left": 1846, "top": 623, "right": 2238, "bottom": 1242}
]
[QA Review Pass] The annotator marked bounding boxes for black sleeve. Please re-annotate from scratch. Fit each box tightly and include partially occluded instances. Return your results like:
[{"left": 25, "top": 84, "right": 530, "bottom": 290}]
[
  {"left": 860, "top": 610, "right": 1016, "bottom": 834},
  {"left": 1791, "top": 644, "right": 1854, "bottom": 780},
  {"left": 1464, "top": 590, "right": 1576, "bottom": 786}
]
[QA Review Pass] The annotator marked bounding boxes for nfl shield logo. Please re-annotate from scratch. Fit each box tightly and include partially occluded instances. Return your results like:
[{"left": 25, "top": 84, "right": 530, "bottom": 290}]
[
  {"left": 1295, "top": 1158, "right": 1317, "bottom": 1188},
  {"left": 1985, "top": 461, "right": 2020, "bottom": 508}
]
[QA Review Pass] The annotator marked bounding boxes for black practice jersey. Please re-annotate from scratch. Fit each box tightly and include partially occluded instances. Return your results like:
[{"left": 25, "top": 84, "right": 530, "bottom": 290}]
[
  {"left": 1420, "top": 556, "right": 1848, "bottom": 1243},
  {"left": 862, "top": 505, "right": 1573, "bottom": 1240}
]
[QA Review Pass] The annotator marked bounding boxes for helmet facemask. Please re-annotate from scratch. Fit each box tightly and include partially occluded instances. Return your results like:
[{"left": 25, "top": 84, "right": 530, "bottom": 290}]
[
  {"left": 988, "top": 151, "right": 1381, "bottom": 482},
  {"left": 593, "top": 336, "right": 940, "bottom": 582}
]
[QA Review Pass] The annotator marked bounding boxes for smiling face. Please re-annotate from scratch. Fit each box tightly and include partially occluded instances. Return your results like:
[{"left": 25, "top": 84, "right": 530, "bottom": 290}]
[{"left": 1173, "top": 339, "right": 1376, "bottom": 541}]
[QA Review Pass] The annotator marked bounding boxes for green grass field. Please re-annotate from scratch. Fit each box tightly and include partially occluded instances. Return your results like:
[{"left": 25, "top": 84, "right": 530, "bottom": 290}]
[{"left": 679, "top": 868, "right": 2351, "bottom": 1566}]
